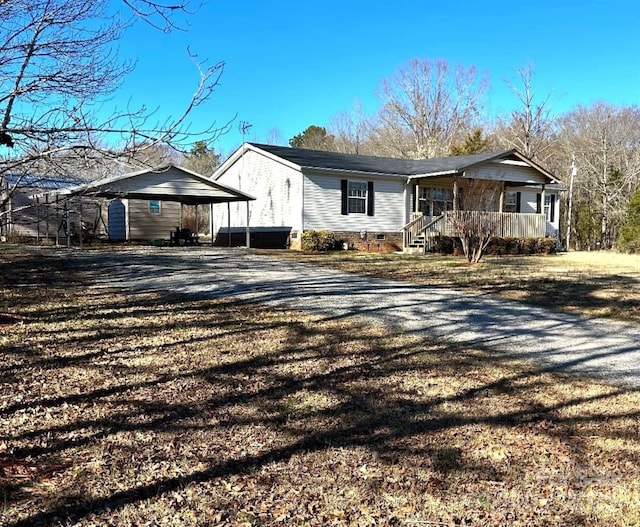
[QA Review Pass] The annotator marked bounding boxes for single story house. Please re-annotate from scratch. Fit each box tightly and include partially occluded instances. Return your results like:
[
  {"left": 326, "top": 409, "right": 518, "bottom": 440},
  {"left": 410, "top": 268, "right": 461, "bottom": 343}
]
[{"left": 212, "top": 143, "right": 562, "bottom": 251}]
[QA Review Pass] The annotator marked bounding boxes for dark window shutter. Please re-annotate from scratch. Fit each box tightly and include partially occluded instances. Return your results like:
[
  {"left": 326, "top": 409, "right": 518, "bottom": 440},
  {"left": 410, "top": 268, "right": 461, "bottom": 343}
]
[
  {"left": 367, "top": 181, "right": 374, "bottom": 216},
  {"left": 536, "top": 193, "right": 542, "bottom": 214},
  {"left": 411, "top": 185, "right": 416, "bottom": 213},
  {"left": 341, "top": 179, "right": 348, "bottom": 215},
  {"left": 550, "top": 194, "right": 556, "bottom": 222},
  {"left": 516, "top": 192, "right": 521, "bottom": 213}
]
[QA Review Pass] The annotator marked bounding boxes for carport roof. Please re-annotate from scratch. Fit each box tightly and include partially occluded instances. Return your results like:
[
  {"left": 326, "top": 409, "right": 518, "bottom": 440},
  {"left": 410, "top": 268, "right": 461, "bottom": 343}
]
[{"left": 34, "top": 164, "right": 255, "bottom": 206}]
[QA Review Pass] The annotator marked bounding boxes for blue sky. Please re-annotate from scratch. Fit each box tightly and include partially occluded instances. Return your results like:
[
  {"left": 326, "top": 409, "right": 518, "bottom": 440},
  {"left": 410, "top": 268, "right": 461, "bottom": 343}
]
[{"left": 116, "top": 0, "right": 640, "bottom": 156}]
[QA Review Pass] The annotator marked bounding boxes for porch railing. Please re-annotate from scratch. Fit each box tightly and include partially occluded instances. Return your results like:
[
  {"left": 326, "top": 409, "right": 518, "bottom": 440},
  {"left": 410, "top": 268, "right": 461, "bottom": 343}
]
[{"left": 401, "top": 211, "right": 546, "bottom": 250}]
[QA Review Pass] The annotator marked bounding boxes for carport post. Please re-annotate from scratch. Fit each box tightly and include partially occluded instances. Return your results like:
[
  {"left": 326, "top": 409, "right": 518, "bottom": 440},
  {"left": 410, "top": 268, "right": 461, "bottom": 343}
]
[
  {"left": 246, "top": 201, "right": 250, "bottom": 248},
  {"left": 79, "top": 198, "right": 83, "bottom": 250},
  {"left": 36, "top": 197, "right": 40, "bottom": 244},
  {"left": 209, "top": 203, "right": 214, "bottom": 246},
  {"left": 227, "top": 202, "right": 231, "bottom": 247},
  {"left": 65, "top": 200, "right": 71, "bottom": 248}
]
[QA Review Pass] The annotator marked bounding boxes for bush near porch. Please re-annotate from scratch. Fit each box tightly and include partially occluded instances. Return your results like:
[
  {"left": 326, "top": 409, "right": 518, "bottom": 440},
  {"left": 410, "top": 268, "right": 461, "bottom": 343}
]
[{"left": 434, "top": 237, "right": 557, "bottom": 256}]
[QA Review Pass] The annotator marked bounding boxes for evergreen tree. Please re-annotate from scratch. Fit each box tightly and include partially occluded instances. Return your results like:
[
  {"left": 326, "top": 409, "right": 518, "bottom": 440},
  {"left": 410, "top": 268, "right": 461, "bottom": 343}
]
[
  {"left": 617, "top": 187, "right": 640, "bottom": 252},
  {"left": 450, "top": 128, "right": 490, "bottom": 156}
]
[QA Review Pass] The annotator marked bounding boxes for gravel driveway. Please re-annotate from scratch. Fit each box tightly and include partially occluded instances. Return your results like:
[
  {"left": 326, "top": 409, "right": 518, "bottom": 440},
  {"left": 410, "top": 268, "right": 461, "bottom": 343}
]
[{"left": 76, "top": 247, "right": 640, "bottom": 387}]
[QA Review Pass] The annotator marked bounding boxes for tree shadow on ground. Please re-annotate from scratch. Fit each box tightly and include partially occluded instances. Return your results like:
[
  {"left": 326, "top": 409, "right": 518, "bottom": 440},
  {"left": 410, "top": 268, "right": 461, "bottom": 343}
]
[{"left": 3, "top": 282, "right": 640, "bottom": 526}]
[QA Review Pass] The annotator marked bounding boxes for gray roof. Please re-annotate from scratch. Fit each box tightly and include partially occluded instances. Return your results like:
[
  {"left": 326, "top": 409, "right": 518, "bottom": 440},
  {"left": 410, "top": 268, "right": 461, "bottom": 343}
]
[
  {"left": 33, "top": 164, "right": 255, "bottom": 206},
  {"left": 3, "top": 173, "right": 87, "bottom": 189},
  {"left": 249, "top": 143, "right": 517, "bottom": 177}
]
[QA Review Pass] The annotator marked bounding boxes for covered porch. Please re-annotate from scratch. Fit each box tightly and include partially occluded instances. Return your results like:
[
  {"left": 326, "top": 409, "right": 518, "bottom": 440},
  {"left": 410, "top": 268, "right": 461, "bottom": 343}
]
[{"left": 401, "top": 176, "right": 553, "bottom": 252}]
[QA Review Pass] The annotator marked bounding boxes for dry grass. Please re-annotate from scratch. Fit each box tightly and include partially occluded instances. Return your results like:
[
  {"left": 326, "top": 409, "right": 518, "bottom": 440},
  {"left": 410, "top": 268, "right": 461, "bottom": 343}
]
[
  {"left": 1, "top": 247, "right": 640, "bottom": 526},
  {"left": 256, "top": 250, "right": 640, "bottom": 323}
]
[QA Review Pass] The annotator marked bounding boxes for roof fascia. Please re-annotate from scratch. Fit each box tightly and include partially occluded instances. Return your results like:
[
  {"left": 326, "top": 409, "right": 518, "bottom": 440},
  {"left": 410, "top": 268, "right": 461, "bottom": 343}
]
[
  {"left": 406, "top": 170, "right": 460, "bottom": 180},
  {"left": 302, "top": 166, "right": 408, "bottom": 179}
]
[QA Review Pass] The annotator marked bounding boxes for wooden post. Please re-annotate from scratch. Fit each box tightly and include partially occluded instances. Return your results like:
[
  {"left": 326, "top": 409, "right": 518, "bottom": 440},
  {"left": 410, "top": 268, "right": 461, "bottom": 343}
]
[
  {"left": 499, "top": 182, "right": 505, "bottom": 212},
  {"left": 414, "top": 182, "right": 420, "bottom": 213},
  {"left": 541, "top": 184, "right": 546, "bottom": 219}
]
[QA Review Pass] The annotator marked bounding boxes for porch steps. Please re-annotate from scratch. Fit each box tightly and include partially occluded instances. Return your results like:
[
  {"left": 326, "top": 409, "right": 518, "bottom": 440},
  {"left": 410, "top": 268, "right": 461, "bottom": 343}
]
[{"left": 404, "top": 232, "right": 440, "bottom": 253}]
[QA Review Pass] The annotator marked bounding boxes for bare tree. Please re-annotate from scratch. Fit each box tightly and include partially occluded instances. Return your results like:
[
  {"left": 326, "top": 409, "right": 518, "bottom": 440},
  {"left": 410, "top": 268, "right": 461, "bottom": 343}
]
[
  {"left": 373, "top": 58, "right": 488, "bottom": 159},
  {"left": 0, "top": 0, "right": 227, "bottom": 198},
  {"left": 497, "top": 64, "right": 557, "bottom": 162},
  {"left": 328, "top": 100, "right": 371, "bottom": 154},
  {"left": 559, "top": 102, "right": 640, "bottom": 249},
  {"left": 449, "top": 178, "right": 499, "bottom": 263}
]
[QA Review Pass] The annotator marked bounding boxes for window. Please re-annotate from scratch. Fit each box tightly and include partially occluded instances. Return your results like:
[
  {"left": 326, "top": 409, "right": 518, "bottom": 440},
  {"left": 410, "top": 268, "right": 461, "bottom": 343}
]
[
  {"left": 148, "top": 200, "right": 161, "bottom": 215},
  {"left": 504, "top": 192, "right": 518, "bottom": 213},
  {"left": 348, "top": 181, "right": 367, "bottom": 214},
  {"left": 418, "top": 187, "right": 453, "bottom": 215},
  {"left": 432, "top": 188, "right": 453, "bottom": 215},
  {"left": 418, "top": 187, "right": 431, "bottom": 214},
  {"left": 341, "top": 180, "right": 374, "bottom": 216},
  {"left": 544, "top": 194, "right": 555, "bottom": 221}
]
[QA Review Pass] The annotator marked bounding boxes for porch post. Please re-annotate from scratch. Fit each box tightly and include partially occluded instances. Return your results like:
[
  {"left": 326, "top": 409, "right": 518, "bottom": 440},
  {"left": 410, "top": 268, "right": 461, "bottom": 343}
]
[
  {"left": 541, "top": 185, "right": 546, "bottom": 216},
  {"left": 499, "top": 182, "right": 505, "bottom": 212},
  {"left": 453, "top": 179, "right": 459, "bottom": 211},
  {"left": 414, "top": 182, "right": 420, "bottom": 213}
]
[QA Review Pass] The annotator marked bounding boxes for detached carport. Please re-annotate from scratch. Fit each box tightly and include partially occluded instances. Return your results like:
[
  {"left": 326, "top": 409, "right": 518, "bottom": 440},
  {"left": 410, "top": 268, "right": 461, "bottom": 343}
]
[{"left": 34, "top": 164, "right": 255, "bottom": 248}]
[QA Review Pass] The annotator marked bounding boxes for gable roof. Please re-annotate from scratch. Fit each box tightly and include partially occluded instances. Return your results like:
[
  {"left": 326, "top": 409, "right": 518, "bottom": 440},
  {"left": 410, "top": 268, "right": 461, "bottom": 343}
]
[
  {"left": 33, "top": 164, "right": 255, "bottom": 206},
  {"left": 238, "top": 143, "right": 560, "bottom": 184}
]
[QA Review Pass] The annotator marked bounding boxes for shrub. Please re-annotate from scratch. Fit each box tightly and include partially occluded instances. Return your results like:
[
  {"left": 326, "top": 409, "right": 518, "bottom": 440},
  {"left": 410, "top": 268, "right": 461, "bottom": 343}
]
[
  {"left": 301, "top": 230, "right": 336, "bottom": 252},
  {"left": 434, "top": 236, "right": 454, "bottom": 254},
  {"left": 486, "top": 237, "right": 557, "bottom": 256}
]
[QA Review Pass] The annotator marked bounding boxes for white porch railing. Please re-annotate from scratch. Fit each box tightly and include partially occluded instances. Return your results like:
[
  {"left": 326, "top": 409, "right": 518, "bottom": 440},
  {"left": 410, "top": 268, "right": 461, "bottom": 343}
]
[{"left": 401, "top": 211, "right": 547, "bottom": 251}]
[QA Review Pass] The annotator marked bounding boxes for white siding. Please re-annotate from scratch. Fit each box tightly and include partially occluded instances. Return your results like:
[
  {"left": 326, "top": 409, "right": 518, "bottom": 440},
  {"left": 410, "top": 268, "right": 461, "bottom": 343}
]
[
  {"left": 520, "top": 189, "right": 561, "bottom": 237},
  {"left": 466, "top": 162, "right": 548, "bottom": 185},
  {"left": 213, "top": 149, "right": 303, "bottom": 232},
  {"left": 303, "top": 172, "right": 406, "bottom": 231}
]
